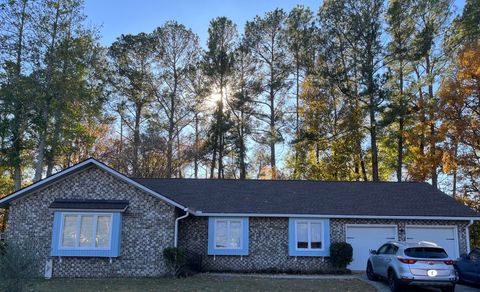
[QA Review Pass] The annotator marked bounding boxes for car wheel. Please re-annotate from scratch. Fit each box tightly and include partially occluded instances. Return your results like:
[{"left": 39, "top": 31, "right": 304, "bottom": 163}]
[
  {"left": 366, "top": 261, "right": 378, "bottom": 281},
  {"left": 388, "top": 270, "right": 402, "bottom": 292},
  {"left": 454, "top": 265, "right": 463, "bottom": 284}
]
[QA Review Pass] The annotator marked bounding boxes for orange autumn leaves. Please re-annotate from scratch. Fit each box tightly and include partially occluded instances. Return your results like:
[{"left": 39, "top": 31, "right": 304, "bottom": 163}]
[
  {"left": 405, "top": 42, "right": 480, "bottom": 186},
  {"left": 439, "top": 42, "right": 480, "bottom": 183}
]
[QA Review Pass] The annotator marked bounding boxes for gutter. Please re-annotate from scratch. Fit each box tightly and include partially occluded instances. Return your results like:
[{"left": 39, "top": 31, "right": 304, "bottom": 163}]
[
  {"left": 466, "top": 219, "right": 474, "bottom": 254},
  {"left": 174, "top": 208, "right": 189, "bottom": 248},
  {"left": 193, "top": 211, "right": 480, "bottom": 221}
]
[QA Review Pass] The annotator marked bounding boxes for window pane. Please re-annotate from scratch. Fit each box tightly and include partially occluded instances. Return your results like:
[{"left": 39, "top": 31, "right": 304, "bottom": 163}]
[
  {"left": 404, "top": 247, "right": 448, "bottom": 259},
  {"left": 377, "top": 244, "right": 389, "bottom": 254},
  {"left": 215, "top": 221, "right": 228, "bottom": 248},
  {"left": 311, "top": 223, "right": 322, "bottom": 249},
  {"left": 62, "top": 215, "right": 77, "bottom": 247},
  {"left": 229, "top": 221, "right": 241, "bottom": 248},
  {"left": 297, "top": 222, "right": 308, "bottom": 249},
  {"left": 79, "top": 216, "right": 94, "bottom": 247},
  {"left": 96, "top": 216, "right": 112, "bottom": 248}
]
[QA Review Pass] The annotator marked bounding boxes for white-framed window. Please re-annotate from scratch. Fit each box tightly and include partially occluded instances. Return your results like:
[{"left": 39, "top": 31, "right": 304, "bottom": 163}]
[
  {"left": 214, "top": 218, "right": 243, "bottom": 250},
  {"left": 59, "top": 213, "right": 113, "bottom": 250},
  {"left": 295, "top": 220, "right": 324, "bottom": 250}
]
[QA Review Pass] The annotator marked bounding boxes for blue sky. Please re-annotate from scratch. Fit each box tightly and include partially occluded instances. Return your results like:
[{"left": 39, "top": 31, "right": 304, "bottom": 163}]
[
  {"left": 83, "top": 0, "right": 319, "bottom": 46},
  {"left": 84, "top": 0, "right": 466, "bottom": 47}
]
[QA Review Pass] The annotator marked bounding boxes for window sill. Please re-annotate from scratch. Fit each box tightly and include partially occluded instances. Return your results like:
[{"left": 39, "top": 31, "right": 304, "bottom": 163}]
[
  {"left": 51, "top": 249, "right": 120, "bottom": 257},
  {"left": 207, "top": 248, "right": 248, "bottom": 256}
]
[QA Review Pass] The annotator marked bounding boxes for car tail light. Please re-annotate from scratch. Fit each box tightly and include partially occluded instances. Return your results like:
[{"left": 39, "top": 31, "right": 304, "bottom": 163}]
[
  {"left": 397, "top": 257, "right": 417, "bottom": 264},
  {"left": 444, "top": 260, "right": 454, "bottom": 265}
]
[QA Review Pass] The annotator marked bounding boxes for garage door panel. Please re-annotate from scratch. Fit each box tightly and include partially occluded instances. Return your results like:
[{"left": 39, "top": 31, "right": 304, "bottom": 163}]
[
  {"left": 346, "top": 225, "right": 398, "bottom": 270},
  {"left": 405, "top": 226, "right": 459, "bottom": 259}
]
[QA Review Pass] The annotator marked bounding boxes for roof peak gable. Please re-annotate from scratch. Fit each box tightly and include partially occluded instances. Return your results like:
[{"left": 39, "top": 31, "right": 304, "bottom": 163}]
[{"left": 0, "top": 158, "right": 186, "bottom": 210}]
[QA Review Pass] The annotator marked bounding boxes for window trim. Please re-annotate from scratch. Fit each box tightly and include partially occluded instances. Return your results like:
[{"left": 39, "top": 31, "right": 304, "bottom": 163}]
[
  {"left": 288, "top": 218, "right": 330, "bottom": 257},
  {"left": 58, "top": 212, "right": 114, "bottom": 251},
  {"left": 294, "top": 220, "right": 325, "bottom": 252},
  {"left": 207, "top": 217, "right": 249, "bottom": 256},
  {"left": 213, "top": 218, "right": 243, "bottom": 250},
  {"left": 51, "top": 211, "right": 122, "bottom": 258}
]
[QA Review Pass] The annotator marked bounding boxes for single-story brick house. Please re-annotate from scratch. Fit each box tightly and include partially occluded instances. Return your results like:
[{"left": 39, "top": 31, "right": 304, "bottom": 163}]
[{"left": 0, "top": 158, "right": 479, "bottom": 277}]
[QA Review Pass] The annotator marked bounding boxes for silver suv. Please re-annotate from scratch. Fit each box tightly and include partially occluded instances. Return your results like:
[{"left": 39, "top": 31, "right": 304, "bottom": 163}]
[{"left": 366, "top": 241, "right": 457, "bottom": 292}]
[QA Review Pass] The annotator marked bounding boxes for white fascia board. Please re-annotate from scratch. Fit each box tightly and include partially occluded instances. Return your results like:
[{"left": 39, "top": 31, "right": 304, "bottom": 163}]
[{"left": 193, "top": 212, "right": 480, "bottom": 221}]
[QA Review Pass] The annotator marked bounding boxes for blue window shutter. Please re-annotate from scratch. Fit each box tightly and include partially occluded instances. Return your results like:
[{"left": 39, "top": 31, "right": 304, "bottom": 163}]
[
  {"left": 208, "top": 217, "right": 249, "bottom": 256},
  {"left": 50, "top": 212, "right": 62, "bottom": 255},
  {"left": 51, "top": 211, "right": 123, "bottom": 257},
  {"left": 109, "top": 213, "right": 122, "bottom": 257},
  {"left": 288, "top": 218, "right": 330, "bottom": 257}
]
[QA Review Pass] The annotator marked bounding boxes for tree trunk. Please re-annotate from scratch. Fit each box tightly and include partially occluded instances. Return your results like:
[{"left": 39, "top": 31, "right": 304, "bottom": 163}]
[
  {"left": 269, "top": 60, "right": 276, "bottom": 179},
  {"left": 194, "top": 112, "right": 199, "bottom": 179},
  {"left": 397, "top": 117, "right": 404, "bottom": 182},
  {"left": 396, "top": 61, "right": 404, "bottom": 182},
  {"left": 361, "top": 157, "right": 368, "bottom": 181},
  {"left": 238, "top": 121, "right": 246, "bottom": 179},
  {"left": 452, "top": 142, "right": 458, "bottom": 198},
  {"left": 166, "top": 95, "right": 175, "bottom": 178},
  {"left": 369, "top": 104, "right": 379, "bottom": 181},
  {"left": 132, "top": 104, "right": 142, "bottom": 177},
  {"left": 217, "top": 84, "right": 224, "bottom": 179},
  {"left": 210, "top": 136, "right": 217, "bottom": 179},
  {"left": 11, "top": 0, "right": 28, "bottom": 190},
  {"left": 46, "top": 107, "right": 63, "bottom": 177},
  {"left": 368, "top": 63, "right": 379, "bottom": 181},
  {"left": 166, "top": 69, "right": 178, "bottom": 178},
  {"left": 34, "top": 1, "right": 61, "bottom": 181},
  {"left": 426, "top": 55, "right": 437, "bottom": 188},
  {"left": 293, "top": 60, "right": 300, "bottom": 178},
  {"left": 354, "top": 162, "right": 360, "bottom": 181},
  {"left": 176, "top": 125, "right": 182, "bottom": 178},
  {"left": 12, "top": 127, "right": 22, "bottom": 190},
  {"left": 270, "top": 94, "right": 276, "bottom": 179},
  {"left": 430, "top": 123, "right": 437, "bottom": 188}
]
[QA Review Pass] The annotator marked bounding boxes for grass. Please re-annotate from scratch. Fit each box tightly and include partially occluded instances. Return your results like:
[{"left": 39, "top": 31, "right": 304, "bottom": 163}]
[{"left": 24, "top": 274, "right": 377, "bottom": 292}]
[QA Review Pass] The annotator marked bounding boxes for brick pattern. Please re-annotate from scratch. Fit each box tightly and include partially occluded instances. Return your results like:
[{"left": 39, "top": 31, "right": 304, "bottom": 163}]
[
  {"left": 6, "top": 167, "right": 176, "bottom": 278},
  {"left": 179, "top": 216, "right": 331, "bottom": 272},
  {"left": 179, "top": 216, "right": 470, "bottom": 272}
]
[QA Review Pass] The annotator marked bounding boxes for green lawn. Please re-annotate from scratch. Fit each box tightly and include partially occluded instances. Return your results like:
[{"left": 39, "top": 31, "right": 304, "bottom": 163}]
[{"left": 23, "top": 274, "right": 376, "bottom": 292}]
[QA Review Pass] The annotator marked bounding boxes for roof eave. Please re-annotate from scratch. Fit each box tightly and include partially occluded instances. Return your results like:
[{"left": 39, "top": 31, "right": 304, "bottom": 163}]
[{"left": 193, "top": 211, "right": 480, "bottom": 221}]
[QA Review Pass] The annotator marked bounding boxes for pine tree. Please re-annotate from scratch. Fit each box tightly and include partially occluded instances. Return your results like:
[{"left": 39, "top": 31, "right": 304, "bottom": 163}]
[{"left": 245, "top": 9, "right": 291, "bottom": 179}]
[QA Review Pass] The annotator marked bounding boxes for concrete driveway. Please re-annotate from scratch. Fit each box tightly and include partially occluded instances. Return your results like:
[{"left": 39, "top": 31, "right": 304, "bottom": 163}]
[{"left": 358, "top": 273, "right": 480, "bottom": 292}]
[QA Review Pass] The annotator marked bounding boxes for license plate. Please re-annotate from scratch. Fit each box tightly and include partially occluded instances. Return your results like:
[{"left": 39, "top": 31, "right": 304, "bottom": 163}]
[{"left": 427, "top": 270, "right": 438, "bottom": 277}]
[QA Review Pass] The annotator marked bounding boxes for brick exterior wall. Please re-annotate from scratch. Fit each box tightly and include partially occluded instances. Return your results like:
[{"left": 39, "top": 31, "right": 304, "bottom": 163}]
[
  {"left": 6, "top": 166, "right": 177, "bottom": 278},
  {"left": 178, "top": 216, "right": 470, "bottom": 273},
  {"left": 4, "top": 165, "right": 471, "bottom": 276}
]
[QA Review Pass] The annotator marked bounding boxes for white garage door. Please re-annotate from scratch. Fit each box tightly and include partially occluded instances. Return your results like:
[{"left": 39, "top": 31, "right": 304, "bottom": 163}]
[
  {"left": 405, "top": 226, "right": 459, "bottom": 259},
  {"left": 346, "top": 225, "right": 398, "bottom": 270}
]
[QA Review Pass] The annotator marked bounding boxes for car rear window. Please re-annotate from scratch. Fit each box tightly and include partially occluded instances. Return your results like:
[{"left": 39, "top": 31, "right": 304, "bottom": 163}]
[{"left": 404, "top": 247, "right": 448, "bottom": 259}]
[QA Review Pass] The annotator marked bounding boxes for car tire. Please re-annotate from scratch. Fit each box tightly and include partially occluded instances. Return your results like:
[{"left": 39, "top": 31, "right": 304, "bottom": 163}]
[
  {"left": 366, "top": 261, "right": 378, "bottom": 281},
  {"left": 454, "top": 265, "right": 463, "bottom": 284},
  {"left": 388, "top": 270, "right": 402, "bottom": 292},
  {"left": 441, "top": 284, "right": 455, "bottom": 292}
]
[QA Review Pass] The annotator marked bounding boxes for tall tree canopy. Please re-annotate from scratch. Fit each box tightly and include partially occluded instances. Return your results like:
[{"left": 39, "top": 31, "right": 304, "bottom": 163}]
[{"left": 1, "top": 0, "right": 479, "bottom": 242}]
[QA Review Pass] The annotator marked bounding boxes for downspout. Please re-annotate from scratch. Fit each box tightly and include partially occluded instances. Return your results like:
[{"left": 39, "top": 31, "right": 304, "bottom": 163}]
[
  {"left": 174, "top": 209, "right": 189, "bottom": 248},
  {"left": 466, "top": 220, "right": 474, "bottom": 254}
]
